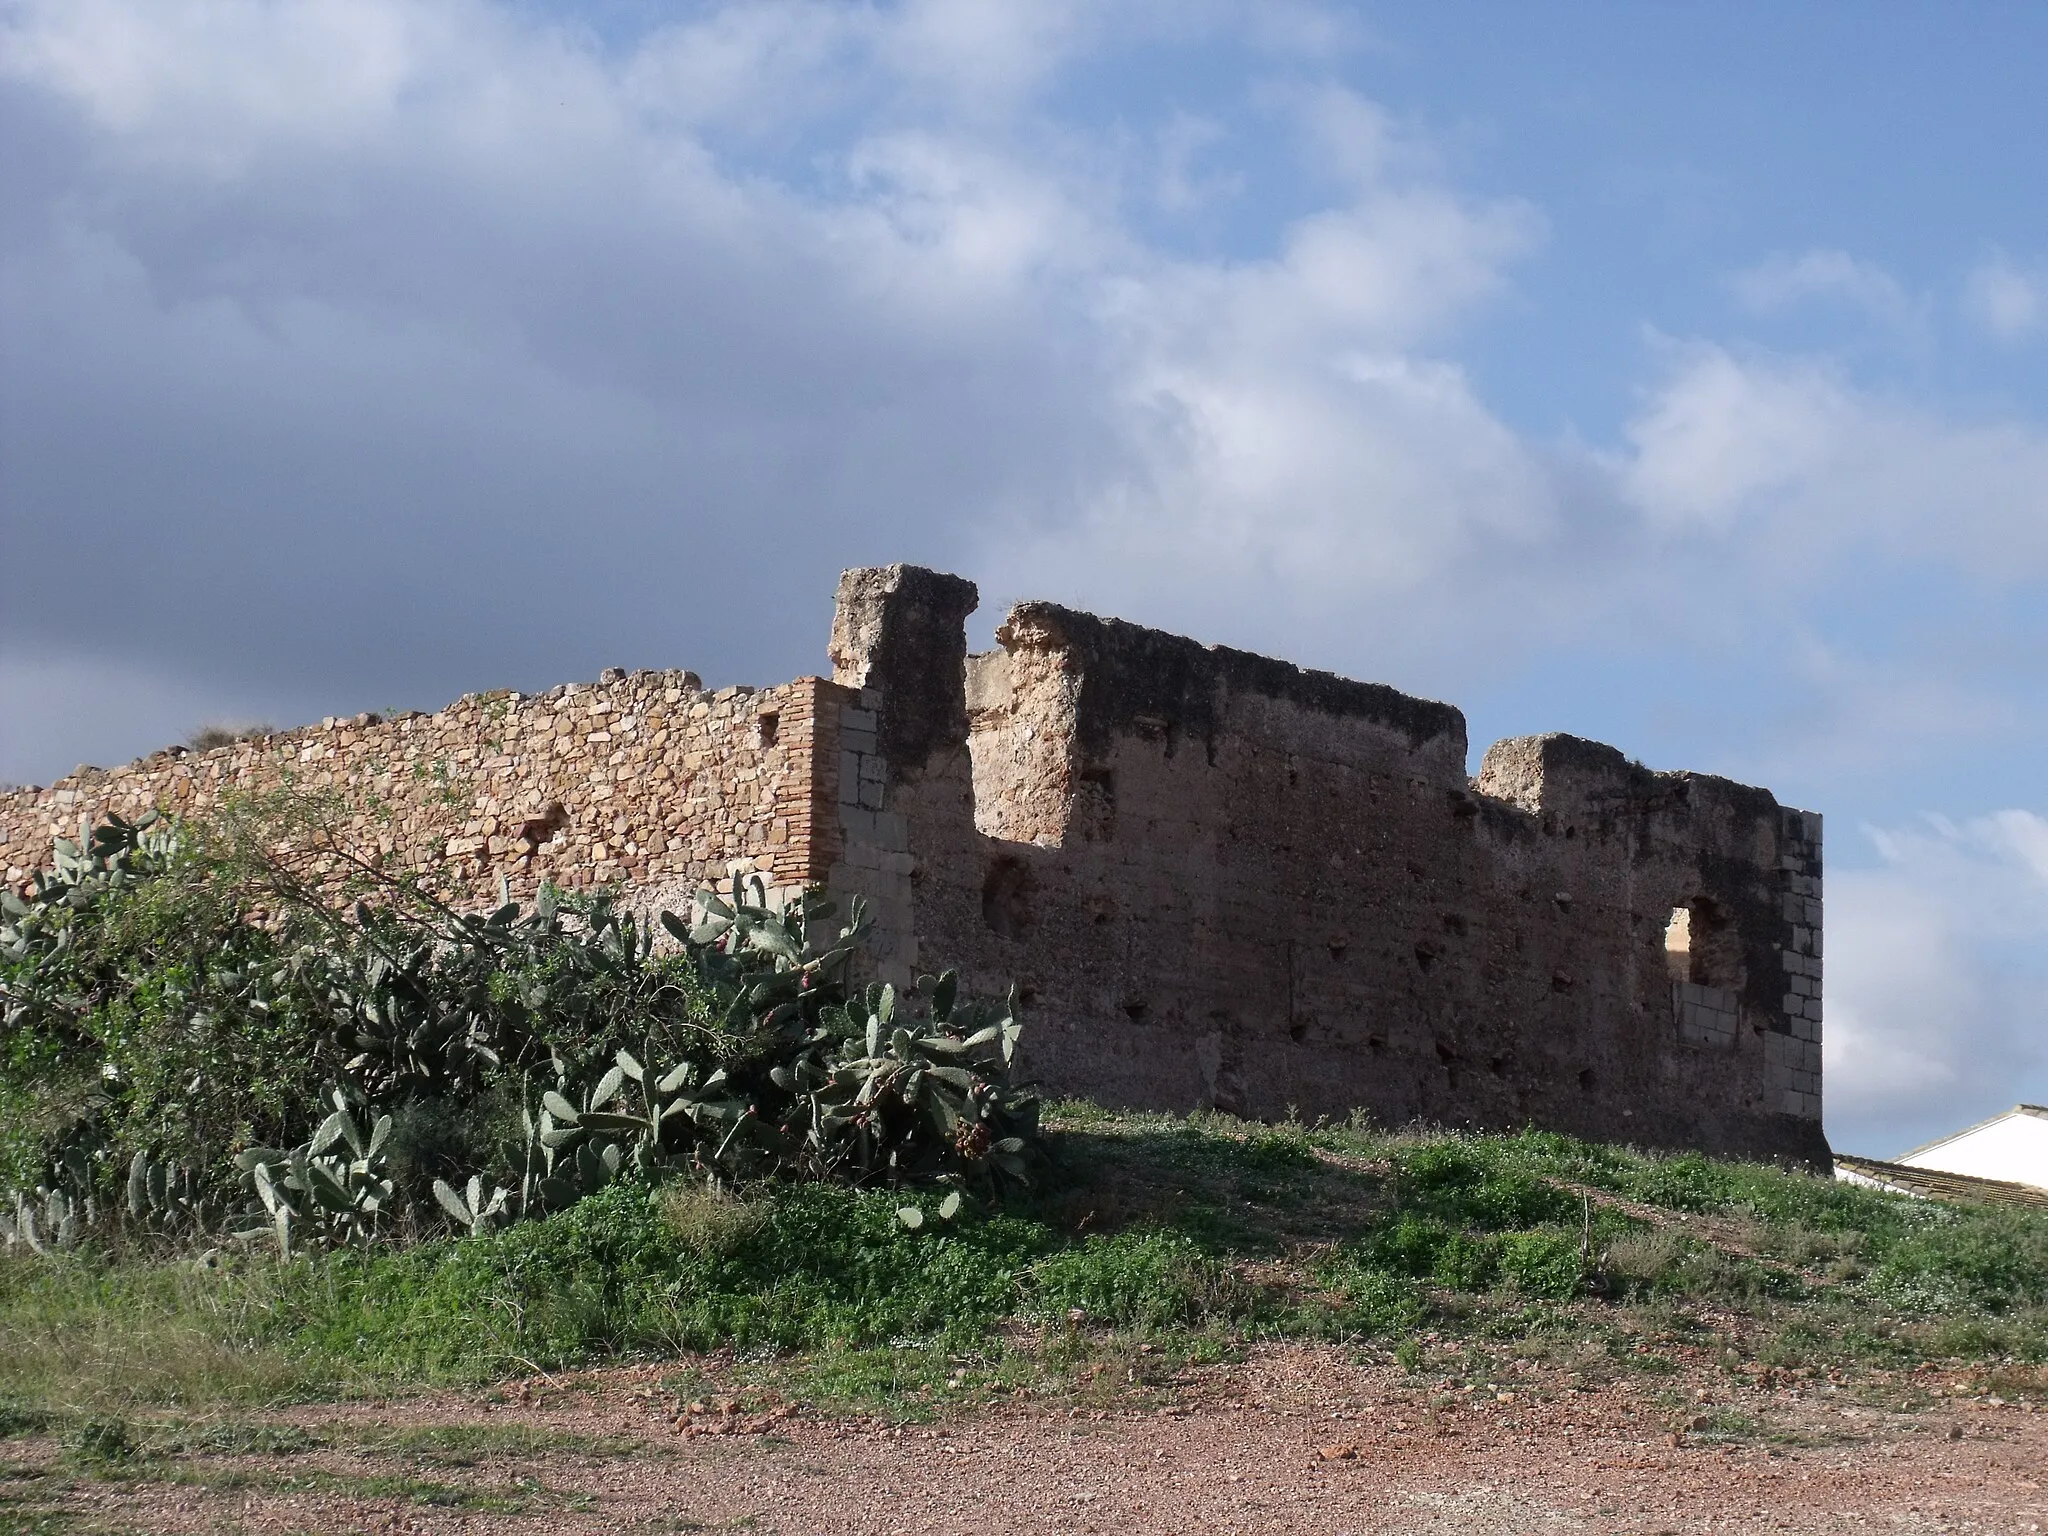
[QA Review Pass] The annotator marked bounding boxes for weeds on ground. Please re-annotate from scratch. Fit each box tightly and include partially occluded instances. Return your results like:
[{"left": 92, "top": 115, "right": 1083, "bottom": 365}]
[{"left": 5, "top": 1109, "right": 2047, "bottom": 1424}]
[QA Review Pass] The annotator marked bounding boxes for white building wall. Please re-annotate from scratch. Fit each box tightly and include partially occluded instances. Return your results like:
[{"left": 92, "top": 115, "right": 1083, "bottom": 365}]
[{"left": 1901, "top": 1109, "right": 2048, "bottom": 1191}]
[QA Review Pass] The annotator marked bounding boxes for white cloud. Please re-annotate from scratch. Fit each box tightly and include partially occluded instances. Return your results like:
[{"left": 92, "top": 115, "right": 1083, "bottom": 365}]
[
  {"left": 1620, "top": 344, "right": 1857, "bottom": 532},
  {"left": 0, "top": 0, "right": 603, "bottom": 176},
  {"left": 1827, "top": 812, "right": 2048, "bottom": 1155},
  {"left": 1963, "top": 250, "right": 2046, "bottom": 342},
  {"left": 1731, "top": 248, "right": 1914, "bottom": 327},
  {"left": 1619, "top": 341, "right": 2048, "bottom": 569}
]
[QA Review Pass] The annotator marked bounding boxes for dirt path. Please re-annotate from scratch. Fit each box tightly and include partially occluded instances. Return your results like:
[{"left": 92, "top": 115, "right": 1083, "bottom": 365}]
[{"left": 14, "top": 1348, "right": 2045, "bottom": 1534}]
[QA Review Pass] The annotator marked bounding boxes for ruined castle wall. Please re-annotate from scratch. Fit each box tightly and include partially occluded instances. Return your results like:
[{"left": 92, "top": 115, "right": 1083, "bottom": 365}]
[
  {"left": 4, "top": 562, "right": 1825, "bottom": 1166},
  {"left": 2, "top": 672, "right": 836, "bottom": 912},
  {"left": 829, "top": 566, "right": 1828, "bottom": 1167}
]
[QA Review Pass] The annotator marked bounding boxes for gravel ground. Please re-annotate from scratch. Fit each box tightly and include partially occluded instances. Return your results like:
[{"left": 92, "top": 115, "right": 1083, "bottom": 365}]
[{"left": 15, "top": 1346, "right": 2045, "bottom": 1534}]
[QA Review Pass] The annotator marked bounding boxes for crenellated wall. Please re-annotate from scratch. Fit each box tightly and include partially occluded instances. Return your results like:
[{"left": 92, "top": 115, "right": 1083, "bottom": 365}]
[
  {"left": 1, "top": 564, "right": 1826, "bottom": 1166},
  {"left": 825, "top": 566, "right": 1828, "bottom": 1168}
]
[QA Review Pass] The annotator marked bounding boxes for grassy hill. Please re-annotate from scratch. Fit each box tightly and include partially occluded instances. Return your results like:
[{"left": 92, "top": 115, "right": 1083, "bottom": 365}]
[{"left": 6, "top": 1103, "right": 2045, "bottom": 1429}]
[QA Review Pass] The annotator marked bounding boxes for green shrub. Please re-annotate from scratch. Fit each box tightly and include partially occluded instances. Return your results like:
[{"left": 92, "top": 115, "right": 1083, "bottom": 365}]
[
  {"left": 2, "top": 812, "right": 1042, "bottom": 1254},
  {"left": 1391, "top": 1141, "right": 1582, "bottom": 1230},
  {"left": 1318, "top": 1264, "right": 1428, "bottom": 1335},
  {"left": 1029, "top": 1230, "right": 1241, "bottom": 1331},
  {"left": 65, "top": 1414, "right": 138, "bottom": 1464},
  {"left": 1865, "top": 1208, "right": 2048, "bottom": 1314},
  {"left": 268, "top": 1182, "right": 1057, "bottom": 1374},
  {"left": 1496, "top": 1230, "right": 1586, "bottom": 1300}
]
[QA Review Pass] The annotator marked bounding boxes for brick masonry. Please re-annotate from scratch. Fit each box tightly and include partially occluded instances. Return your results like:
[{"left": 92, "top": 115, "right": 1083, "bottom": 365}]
[{"left": 0, "top": 565, "right": 1829, "bottom": 1167}]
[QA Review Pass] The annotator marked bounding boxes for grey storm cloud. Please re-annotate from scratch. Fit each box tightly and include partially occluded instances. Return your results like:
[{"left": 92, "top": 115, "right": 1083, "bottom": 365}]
[{"left": 0, "top": 44, "right": 1124, "bottom": 745}]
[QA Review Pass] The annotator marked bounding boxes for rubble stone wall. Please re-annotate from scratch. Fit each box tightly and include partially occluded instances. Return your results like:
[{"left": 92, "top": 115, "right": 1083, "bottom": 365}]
[
  {"left": 1, "top": 563, "right": 1826, "bottom": 1166},
  {"left": 2, "top": 671, "right": 838, "bottom": 915}
]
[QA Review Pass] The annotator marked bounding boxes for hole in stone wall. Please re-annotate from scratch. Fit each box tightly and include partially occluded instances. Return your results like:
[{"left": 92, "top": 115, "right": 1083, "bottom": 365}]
[
  {"left": 1367, "top": 1034, "right": 1388, "bottom": 1054},
  {"left": 1074, "top": 767, "right": 1117, "bottom": 842},
  {"left": 981, "top": 858, "right": 1034, "bottom": 940},
  {"left": 756, "top": 712, "right": 779, "bottom": 748},
  {"left": 1287, "top": 1020, "right": 1307, "bottom": 1042},
  {"left": 1325, "top": 940, "right": 1348, "bottom": 961},
  {"left": 1578, "top": 1068, "right": 1597, "bottom": 1091},
  {"left": 1413, "top": 943, "right": 1439, "bottom": 973},
  {"left": 515, "top": 801, "right": 569, "bottom": 845},
  {"left": 1665, "top": 898, "right": 1740, "bottom": 987},
  {"left": 1122, "top": 1000, "right": 1150, "bottom": 1023}
]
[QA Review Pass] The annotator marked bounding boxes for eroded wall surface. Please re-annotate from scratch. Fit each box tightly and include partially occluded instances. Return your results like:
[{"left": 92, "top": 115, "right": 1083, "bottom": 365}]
[
  {"left": 829, "top": 566, "right": 1829, "bottom": 1167},
  {"left": 3, "top": 563, "right": 1826, "bottom": 1166},
  {"left": 2, "top": 672, "right": 834, "bottom": 912}
]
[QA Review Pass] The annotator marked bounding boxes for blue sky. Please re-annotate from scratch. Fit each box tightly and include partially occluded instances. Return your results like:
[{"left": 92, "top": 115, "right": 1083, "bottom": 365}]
[{"left": 3, "top": 1, "right": 2046, "bottom": 1155}]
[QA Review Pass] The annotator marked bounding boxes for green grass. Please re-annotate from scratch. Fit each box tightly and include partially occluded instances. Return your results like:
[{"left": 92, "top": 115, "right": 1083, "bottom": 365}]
[{"left": 4, "top": 1106, "right": 2047, "bottom": 1424}]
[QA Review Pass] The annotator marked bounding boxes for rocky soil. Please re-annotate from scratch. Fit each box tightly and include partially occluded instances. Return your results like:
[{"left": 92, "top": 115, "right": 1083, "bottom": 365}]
[{"left": 13, "top": 1346, "right": 2044, "bottom": 1535}]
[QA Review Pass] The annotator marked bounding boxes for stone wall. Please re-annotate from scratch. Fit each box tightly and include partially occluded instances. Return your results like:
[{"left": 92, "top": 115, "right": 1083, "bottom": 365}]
[
  {"left": 827, "top": 566, "right": 1829, "bottom": 1168},
  {"left": 2, "top": 671, "right": 838, "bottom": 914},
  {"left": 0, "top": 563, "right": 1827, "bottom": 1167}
]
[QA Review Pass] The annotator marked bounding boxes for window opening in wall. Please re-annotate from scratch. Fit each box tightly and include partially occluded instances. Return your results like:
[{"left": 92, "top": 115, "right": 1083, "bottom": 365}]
[
  {"left": 1665, "top": 897, "right": 1739, "bottom": 988},
  {"left": 756, "top": 712, "right": 779, "bottom": 748},
  {"left": 1664, "top": 906, "right": 1692, "bottom": 980},
  {"left": 981, "top": 857, "right": 1034, "bottom": 940},
  {"left": 1669, "top": 896, "right": 1742, "bottom": 1048}
]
